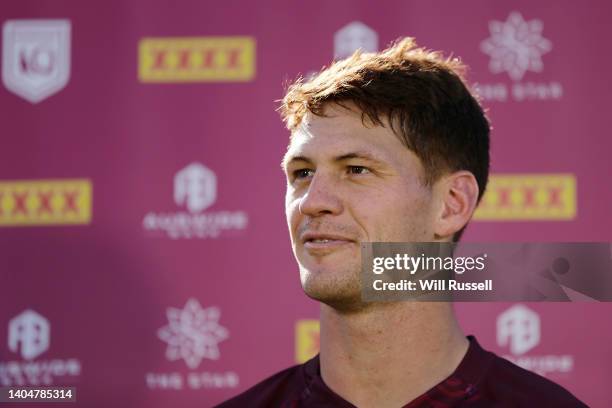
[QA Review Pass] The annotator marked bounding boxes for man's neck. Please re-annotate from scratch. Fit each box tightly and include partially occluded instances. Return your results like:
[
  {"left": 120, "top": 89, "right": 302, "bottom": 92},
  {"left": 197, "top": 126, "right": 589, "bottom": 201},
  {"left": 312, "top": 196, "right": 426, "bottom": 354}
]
[{"left": 319, "top": 302, "right": 469, "bottom": 408}]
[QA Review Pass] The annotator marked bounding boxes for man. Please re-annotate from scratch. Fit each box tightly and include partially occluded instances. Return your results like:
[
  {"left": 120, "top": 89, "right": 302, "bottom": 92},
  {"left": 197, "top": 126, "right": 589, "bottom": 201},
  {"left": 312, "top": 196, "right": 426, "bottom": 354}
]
[{"left": 218, "top": 38, "right": 586, "bottom": 407}]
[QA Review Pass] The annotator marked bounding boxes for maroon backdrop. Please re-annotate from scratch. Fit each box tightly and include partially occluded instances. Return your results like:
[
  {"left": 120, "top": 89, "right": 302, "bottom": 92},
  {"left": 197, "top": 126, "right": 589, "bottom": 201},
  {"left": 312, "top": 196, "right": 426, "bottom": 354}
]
[{"left": 1, "top": 1, "right": 611, "bottom": 407}]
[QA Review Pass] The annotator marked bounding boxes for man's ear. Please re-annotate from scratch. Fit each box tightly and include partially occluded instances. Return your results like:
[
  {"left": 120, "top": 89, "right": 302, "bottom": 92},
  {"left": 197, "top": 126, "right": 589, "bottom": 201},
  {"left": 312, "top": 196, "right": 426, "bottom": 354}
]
[{"left": 433, "top": 171, "right": 480, "bottom": 240}]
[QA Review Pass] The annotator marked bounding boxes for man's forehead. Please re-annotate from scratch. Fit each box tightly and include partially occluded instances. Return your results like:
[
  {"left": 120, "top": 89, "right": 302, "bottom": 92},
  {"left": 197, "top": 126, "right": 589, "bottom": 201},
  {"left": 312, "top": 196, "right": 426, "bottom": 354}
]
[
  {"left": 291, "top": 108, "right": 399, "bottom": 146},
  {"left": 285, "top": 120, "right": 371, "bottom": 162},
  {"left": 282, "top": 114, "right": 406, "bottom": 169},
  {"left": 298, "top": 105, "right": 366, "bottom": 134}
]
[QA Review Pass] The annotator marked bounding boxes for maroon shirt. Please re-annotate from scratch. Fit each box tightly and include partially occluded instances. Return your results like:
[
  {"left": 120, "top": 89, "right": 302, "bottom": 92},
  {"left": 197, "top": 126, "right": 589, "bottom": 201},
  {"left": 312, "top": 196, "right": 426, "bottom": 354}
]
[{"left": 216, "top": 336, "right": 587, "bottom": 407}]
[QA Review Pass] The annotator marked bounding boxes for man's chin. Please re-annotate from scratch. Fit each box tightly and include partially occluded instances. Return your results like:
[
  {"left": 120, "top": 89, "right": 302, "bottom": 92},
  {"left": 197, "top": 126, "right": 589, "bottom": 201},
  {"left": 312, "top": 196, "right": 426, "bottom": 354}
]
[
  {"left": 300, "top": 273, "right": 367, "bottom": 313},
  {"left": 306, "top": 291, "right": 371, "bottom": 314},
  {"left": 297, "top": 252, "right": 358, "bottom": 278}
]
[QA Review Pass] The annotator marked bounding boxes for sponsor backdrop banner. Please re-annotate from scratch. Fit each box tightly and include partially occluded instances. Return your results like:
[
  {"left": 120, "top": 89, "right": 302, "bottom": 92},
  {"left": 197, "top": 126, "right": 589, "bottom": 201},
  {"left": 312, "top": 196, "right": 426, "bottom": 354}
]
[{"left": 0, "top": 1, "right": 610, "bottom": 407}]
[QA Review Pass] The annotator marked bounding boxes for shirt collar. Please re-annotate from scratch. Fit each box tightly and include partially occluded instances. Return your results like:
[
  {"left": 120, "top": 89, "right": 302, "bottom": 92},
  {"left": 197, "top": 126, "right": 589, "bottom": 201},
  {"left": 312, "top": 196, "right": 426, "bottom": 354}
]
[{"left": 299, "top": 335, "right": 493, "bottom": 407}]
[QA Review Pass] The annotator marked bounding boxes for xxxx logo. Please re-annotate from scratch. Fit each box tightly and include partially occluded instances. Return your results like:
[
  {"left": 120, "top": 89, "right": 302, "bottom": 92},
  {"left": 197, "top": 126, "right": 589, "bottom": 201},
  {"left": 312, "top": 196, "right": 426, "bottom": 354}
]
[
  {"left": 295, "top": 320, "right": 320, "bottom": 364},
  {"left": 474, "top": 174, "right": 575, "bottom": 220},
  {"left": 139, "top": 36, "right": 255, "bottom": 82},
  {"left": 0, "top": 179, "right": 92, "bottom": 226}
]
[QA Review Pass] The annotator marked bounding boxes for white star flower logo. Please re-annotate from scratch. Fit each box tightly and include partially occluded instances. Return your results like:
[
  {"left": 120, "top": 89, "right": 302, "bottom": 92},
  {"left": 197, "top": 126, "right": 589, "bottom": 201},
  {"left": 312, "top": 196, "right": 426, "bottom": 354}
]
[
  {"left": 481, "top": 12, "right": 552, "bottom": 81},
  {"left": 157, "top": 298, "right": 229, "bottom": 369}
]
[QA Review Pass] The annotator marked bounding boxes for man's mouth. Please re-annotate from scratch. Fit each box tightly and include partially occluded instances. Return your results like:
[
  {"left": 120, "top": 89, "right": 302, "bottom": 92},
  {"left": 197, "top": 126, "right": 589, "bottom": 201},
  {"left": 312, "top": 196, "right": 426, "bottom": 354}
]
[{"left": 301, "top": 232, "right": 356, "bottom": 251}]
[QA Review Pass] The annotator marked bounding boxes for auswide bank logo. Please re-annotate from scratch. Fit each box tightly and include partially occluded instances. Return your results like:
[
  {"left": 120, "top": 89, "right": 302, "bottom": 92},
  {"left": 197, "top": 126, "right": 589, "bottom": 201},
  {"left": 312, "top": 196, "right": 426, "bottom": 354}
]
[
  {"left": 0, "top": 309, "right": 81, "bottom": 386},
  {"left": 334, "top": 21, "right": 378, "bottom": 60},
  {"left": 146, "top": 299, "right": 239, "bottom": 390},
  {"left": 305, "top": 21, "right": 378, "bottom": 80},
  {"left": 139, "top": 36, "right": 255, "bottom": 82},
  {"left": 295, "top": 319, "right": 320, "bottom": 364},
  {"left": 473, "top": 174, "right": 576, "bottom": 221},
  {"left": 2, "top": 19, "right": 71, "bottom": 103},
  {"left": 9, "top": 310, "right": 50, "bottom": 360},
  {"left": 174, "top": 162, "right": 216, "bottom": 213},
  {"left": 496, "top": 304, "right": 573, "bottom": 377},
  {"left": 475, "top": 12, "right": 562, "bottom": 102},
  {"left": 497, "top": 304, "right": 540, "bottom": 355},
  {"left": 0, "top": 179, "right": 92, "bottom": 227},
  {"left": 142, "top": 162, "right": 248, "bottom": 239}
]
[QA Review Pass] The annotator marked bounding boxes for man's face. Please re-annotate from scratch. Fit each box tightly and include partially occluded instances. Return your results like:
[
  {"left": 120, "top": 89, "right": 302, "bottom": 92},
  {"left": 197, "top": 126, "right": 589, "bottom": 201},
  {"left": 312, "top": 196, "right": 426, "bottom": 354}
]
[{"left": 283, "top": 104, "right": 438, "bottom": 311}]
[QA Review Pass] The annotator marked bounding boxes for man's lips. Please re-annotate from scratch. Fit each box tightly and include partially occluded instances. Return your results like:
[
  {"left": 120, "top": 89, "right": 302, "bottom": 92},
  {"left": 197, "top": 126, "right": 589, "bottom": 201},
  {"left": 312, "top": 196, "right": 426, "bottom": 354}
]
[{"left": 300, "top": 232, "right": 356, "bottom": 250}]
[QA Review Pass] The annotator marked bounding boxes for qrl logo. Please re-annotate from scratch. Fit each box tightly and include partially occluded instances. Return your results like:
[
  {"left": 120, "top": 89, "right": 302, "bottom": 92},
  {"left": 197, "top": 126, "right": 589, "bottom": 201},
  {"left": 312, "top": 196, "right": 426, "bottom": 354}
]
[
  {"left": 2, "top": 19, "right": 71, "bottom": 103},
  {"left": 8, "top": 310, "right": 50, "bottom": 360},
  {"left": 19, "top": 45, "right": 55, "bottom": 75},
  {"left": 497, "top": 304, "right": 540, "bottom": 356},
  {"left": 174, "top": 163, "right": 217, "bottom": 213}
]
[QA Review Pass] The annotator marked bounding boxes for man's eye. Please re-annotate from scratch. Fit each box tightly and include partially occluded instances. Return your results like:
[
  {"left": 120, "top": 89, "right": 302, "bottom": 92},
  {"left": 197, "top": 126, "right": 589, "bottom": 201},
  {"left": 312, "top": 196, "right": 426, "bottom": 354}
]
[
  {"left": 348, "top": 166, "right": 370, "bottom": 175},
  {"left": 293, "top": 169, "right": 314, "bottom": 179}
]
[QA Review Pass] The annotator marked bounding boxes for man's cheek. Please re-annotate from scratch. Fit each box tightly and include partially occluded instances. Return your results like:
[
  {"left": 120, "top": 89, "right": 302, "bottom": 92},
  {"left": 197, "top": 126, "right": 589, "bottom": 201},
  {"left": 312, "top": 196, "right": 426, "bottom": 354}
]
[
  {"left": 286, "top": 201, "right": 301, "bottom": 238},
  {"left": 351, "top": 212, "right": 376, "bottom": 242},
  {"left": 284, "top": 191, "right": 294, "bottom": 217}
]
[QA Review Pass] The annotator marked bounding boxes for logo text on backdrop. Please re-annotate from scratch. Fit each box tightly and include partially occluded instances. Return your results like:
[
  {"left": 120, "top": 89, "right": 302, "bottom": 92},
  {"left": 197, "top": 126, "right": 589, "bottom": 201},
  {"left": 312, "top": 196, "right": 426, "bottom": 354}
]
[
  {"left": 145, "top": 299, "right": 239, "bottom": 390},
  {"left": 142, "top": 162, "right": 248, "bottom": 239},
  {"left": 497, "top": 304, "right": 574, "bottom": 377},
  {"left": 476, "top": 12, "right": 562, "bottom": 102},
  {"left": 0, "top": 310, "right": 82, "bottom": 386}
]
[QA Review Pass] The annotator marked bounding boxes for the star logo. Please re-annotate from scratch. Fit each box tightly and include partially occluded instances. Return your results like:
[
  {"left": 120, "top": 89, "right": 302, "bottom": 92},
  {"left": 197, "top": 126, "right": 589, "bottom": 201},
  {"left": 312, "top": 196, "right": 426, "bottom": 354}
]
[
  {"left": 157, "top": 299, "right": 229, "bottom": 369},
  {"left": 481, "top": 12, "right": 552, "bottom": 81}
]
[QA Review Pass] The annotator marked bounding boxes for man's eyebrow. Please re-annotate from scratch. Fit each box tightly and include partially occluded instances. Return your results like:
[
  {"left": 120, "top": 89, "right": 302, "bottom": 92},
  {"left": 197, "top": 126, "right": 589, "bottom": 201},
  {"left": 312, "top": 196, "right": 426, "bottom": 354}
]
[
  {"left": 335, "top": 151, "right": 386, "bottom": 164},
  {"left": 281, "top": 151, "right": 387, "bottom": 169},
  {"left": 281, "top": 154, "right": 312, "bottom": 169}
]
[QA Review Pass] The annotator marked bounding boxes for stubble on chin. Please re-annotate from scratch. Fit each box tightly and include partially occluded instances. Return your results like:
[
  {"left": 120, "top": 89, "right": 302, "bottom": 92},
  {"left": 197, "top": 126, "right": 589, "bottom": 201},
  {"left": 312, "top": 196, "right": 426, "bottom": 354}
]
[{"left": 299, "top": 263, "right": 372, "bottom": 314}]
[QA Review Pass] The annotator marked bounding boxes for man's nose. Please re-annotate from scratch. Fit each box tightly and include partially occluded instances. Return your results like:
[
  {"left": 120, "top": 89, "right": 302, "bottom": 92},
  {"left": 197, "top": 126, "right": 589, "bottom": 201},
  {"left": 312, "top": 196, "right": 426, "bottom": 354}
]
[{"left": 298, "top": 172, "right": 343, "bottom": 217}]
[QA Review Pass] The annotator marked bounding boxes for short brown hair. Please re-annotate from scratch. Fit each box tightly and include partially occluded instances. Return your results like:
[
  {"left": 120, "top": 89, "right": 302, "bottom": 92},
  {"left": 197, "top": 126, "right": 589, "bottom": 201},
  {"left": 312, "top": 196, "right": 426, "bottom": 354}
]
[{"left": 279, "top": 37, "right": 490, "bottom": 240}]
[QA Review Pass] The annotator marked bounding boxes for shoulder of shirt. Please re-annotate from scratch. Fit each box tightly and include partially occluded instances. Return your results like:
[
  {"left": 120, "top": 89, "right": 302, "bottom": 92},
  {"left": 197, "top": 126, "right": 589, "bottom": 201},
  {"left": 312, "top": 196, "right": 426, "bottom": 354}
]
[
  {"left": 480, "top": 350, "right": 587, "bottom": 407},
  {"left": 213, "top": 361, "right": 306, "bottom": 408}
]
